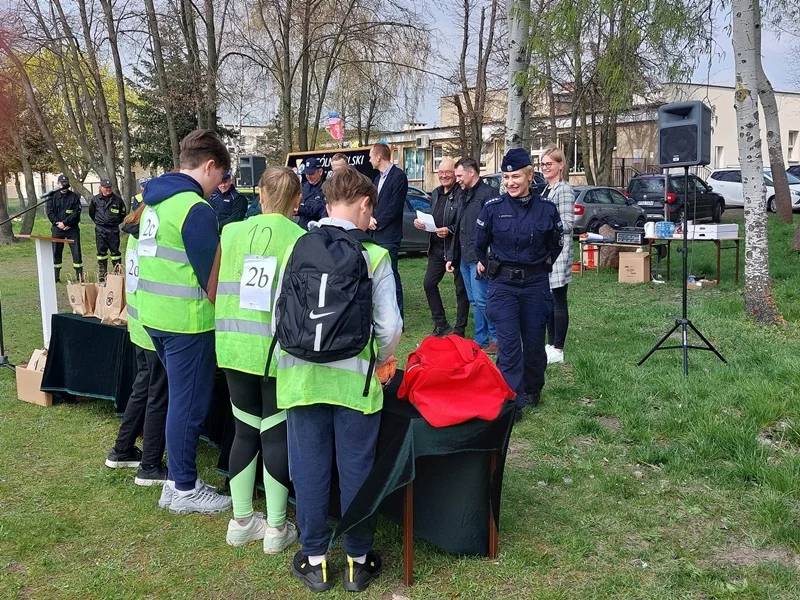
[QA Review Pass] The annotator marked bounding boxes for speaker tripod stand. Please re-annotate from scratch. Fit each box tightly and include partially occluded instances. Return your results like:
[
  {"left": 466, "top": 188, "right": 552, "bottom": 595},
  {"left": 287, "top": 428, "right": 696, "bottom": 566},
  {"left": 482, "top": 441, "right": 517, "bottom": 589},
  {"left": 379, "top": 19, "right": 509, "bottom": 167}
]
[{"left": 638, "top": 165, "right": 726, "bottom": 376}]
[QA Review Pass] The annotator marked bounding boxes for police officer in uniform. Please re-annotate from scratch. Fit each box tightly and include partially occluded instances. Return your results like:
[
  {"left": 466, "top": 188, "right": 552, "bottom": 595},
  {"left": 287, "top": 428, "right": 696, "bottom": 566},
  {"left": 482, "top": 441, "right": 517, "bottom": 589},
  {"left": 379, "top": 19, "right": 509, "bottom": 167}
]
[
  {"left": 209, "top": 171, "right": 248, "bottom": 232},
  {"left": 90, "top": 179, "right": 127, "bottom": 281},
  {"left": 46, "top": 174, "right": 84, "bottom": 282},
  {"left": 297, "top": 157, "right": 327, "bottom": 230},
  {"left": 475, "top": 148, "right": 564, "bottom": 422}
]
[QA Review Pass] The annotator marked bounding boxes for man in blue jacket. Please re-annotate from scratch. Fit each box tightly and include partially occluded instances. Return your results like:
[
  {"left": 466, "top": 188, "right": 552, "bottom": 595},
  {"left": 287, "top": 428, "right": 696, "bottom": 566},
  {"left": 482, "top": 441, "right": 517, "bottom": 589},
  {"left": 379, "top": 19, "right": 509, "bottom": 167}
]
[
  {"left": 369, "top": 143, "right": 408, "bottom": 320},
  {"left": 209, "top": 171, "right": 248, "bottom": 232}
]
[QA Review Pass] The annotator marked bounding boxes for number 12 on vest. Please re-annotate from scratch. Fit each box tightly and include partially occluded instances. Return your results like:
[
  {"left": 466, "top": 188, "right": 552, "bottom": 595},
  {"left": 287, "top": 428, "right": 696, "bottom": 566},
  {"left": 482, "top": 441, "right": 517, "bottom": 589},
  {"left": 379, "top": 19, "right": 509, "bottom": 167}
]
[{"left": 239, "top": 255, "right": 278, "bottom": 312}]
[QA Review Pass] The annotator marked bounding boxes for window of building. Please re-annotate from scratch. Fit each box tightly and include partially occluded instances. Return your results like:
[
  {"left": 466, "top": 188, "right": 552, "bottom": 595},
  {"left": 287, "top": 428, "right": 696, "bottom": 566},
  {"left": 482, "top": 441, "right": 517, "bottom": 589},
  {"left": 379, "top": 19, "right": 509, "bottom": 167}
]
[
  {"left": 403, "top": 147, "right": 425, "bottom": 181},
  {"left": 432, "top": 145, "right": 443, "bottom": 171},
  {"left": 789, "top": 131, "right": 798, "bottom": 162}
]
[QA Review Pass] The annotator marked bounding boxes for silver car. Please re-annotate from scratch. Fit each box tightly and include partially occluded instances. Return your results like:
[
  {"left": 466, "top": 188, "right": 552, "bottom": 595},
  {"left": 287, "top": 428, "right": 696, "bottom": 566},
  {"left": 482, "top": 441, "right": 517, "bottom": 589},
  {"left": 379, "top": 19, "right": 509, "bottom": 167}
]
[{"left": 572, "top": 186, "right": 647, "bottom": 234}]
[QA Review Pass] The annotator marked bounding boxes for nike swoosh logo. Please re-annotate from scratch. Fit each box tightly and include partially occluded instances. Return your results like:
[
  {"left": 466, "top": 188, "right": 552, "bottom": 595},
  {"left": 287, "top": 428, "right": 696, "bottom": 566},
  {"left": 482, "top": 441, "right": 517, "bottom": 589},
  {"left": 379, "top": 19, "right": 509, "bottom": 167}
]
[{"left": 309, "top": 310, "right": 335, "bottom": 320}]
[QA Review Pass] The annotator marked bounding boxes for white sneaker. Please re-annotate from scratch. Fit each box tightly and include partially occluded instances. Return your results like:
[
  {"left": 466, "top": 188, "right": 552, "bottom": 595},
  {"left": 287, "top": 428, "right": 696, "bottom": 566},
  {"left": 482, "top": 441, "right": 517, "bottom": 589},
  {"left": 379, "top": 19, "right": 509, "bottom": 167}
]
[
  {"left": 169, "top": 479, "right": 232, "bottom": 515},
  {"left": 159, "top": 480, "right": 175, "bottom": 509},
  {"left": 547, "top": 348, "right": 564, "bottom": 364},
  {"left": 227, "top": 513, "right": 267, "bottom": 547},
  {"left": 263, "top": 521, "right": 299, "bottom": 554}
]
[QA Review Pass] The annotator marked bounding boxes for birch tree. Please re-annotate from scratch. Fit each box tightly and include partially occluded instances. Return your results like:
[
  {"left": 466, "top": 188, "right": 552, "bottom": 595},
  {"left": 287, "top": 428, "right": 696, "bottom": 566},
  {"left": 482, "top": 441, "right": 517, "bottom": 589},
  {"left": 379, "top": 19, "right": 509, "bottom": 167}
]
[{"left": 732, "top": 0, "right": 782, "bottom": 324}]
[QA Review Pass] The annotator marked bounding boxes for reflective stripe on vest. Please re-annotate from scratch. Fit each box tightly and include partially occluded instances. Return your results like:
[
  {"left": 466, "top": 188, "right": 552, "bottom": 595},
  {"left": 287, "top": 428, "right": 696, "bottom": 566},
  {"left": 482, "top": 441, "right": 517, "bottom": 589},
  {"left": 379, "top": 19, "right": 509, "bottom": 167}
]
[
  {"left": 136, "top": 191, "right": 215, "bottom": 333},
  {"left": 276, "top": 239, "right": 390, "bottom": 415},
  {"left": 214, "top": 214, "right": 304, "bottom": 377},
  {"left": 125, "top": 237, "right": 155, "bottom": 351}
]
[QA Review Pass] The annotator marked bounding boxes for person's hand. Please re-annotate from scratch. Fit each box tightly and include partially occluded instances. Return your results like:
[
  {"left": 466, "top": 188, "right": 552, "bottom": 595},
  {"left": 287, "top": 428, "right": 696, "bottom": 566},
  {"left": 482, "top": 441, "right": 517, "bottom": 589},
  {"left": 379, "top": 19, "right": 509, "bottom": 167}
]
[
  {"left": 435, "top": 227, "right": 449, "bottom": 238},
  {"left": 477, "top": 262, "right": 485, "bottom": 275},
  {"left": 413, "top": 219, "right": 425, "bottom": 230},
  {"left": 369, "top": 217, "right": 377, "bottom": 231},
  {"left": 445, "top": 261, "right": 454, "bottom": 273}
]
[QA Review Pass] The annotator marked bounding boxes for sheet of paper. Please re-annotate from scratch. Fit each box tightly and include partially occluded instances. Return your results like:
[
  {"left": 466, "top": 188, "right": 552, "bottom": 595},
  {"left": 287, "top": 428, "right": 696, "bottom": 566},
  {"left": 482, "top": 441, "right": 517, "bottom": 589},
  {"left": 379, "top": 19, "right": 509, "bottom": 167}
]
[{"left": 416, "top": 210, "right": 437, "bottom": 233}]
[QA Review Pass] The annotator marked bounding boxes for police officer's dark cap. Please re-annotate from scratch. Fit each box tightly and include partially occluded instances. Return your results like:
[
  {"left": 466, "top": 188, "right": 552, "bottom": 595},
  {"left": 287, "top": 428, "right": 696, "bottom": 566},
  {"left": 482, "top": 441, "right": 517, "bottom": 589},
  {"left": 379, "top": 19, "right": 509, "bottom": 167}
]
[
  {"left": 57, "top": 174, "right": 69, "bottom": 184},
  {"left": 221, "top": 171, "right": 232, "bottom": 181},
  {"left": 100, "top": 179, "right": 112, "bottom": 188},
  {"left": 303, "top": 157, "right": 323, "bottom": 172},
  {"left": 501, "top": 148, "right": 533, "bottom": 172}
]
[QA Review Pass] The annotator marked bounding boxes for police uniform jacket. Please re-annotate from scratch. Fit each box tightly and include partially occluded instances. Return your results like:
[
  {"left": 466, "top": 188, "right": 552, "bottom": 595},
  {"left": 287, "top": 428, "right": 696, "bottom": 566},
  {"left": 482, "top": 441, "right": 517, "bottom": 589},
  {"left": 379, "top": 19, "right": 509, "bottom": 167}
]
[
  {"left": 89, "top": 192, "right": 127, "bottom": 227},
  {"left": 297, "top": 180, "right": 327, "bottom": 229},
  {"left": 209, "top": 186, "right": 248, "bottom": 231},
  {"left": 475, "top": 192, "right": 564, "bottom": 271},
  {"left": 46, "top": 189, "right": 82, "bottom": 228}
]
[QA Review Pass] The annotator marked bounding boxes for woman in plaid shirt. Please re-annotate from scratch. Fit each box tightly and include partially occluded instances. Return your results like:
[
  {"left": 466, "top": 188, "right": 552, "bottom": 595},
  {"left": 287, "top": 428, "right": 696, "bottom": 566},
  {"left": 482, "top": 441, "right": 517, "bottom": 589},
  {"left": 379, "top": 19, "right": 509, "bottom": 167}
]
[{"left": 540, "top": 146, "right": 574, "bottom": 364}]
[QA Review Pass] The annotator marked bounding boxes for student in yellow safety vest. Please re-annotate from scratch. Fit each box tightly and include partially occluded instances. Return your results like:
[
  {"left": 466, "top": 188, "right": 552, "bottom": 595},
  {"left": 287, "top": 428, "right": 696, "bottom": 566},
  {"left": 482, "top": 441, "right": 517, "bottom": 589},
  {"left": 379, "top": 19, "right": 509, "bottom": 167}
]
[{"left": 207, "top": 167, "right": 304, "bottom": 553}]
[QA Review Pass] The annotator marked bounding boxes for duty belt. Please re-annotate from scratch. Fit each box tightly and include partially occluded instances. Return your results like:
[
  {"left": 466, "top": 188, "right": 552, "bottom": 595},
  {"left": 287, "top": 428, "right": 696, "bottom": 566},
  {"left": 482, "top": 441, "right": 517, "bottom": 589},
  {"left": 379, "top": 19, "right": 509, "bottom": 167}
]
[{"left": 498, "top": 264, "right": 547, "bottom": 280}]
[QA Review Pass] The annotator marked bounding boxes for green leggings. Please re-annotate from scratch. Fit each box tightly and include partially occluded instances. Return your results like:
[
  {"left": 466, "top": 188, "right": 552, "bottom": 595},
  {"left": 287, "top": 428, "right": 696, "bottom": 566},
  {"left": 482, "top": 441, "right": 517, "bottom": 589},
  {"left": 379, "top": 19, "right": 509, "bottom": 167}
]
[{"left": 225, "top": 370, "right": 291, "bottom": 526}]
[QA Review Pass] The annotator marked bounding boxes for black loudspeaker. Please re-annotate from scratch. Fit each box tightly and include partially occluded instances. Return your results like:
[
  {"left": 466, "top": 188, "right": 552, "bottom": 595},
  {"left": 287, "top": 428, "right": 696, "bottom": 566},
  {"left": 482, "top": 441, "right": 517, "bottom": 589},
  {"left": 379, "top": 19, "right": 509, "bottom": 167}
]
[
  {"left": 658, "top": 101, "right": 711, "bottom": 168},
  {"left": 237, "top": 155, "right": 267, "bottom": 187}
]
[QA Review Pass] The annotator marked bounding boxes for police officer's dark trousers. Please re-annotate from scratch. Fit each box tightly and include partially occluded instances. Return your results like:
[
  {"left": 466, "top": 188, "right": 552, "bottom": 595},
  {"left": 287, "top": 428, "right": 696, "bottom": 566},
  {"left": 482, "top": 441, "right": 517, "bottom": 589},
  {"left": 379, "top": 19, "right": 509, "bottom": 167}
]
[
  {"left": 486, "top": 272, "right": 553, "bottom": 406},
  {"left": 51, "top": 226, "right": 83, "bottom": 279},
  {"left": 96, "top": 225, "right": 121, "bottom": 279}
]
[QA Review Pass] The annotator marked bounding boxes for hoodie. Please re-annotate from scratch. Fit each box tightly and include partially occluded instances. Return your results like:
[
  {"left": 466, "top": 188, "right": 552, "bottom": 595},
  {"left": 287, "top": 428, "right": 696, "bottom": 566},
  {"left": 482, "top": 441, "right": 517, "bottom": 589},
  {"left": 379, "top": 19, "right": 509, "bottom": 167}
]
[{"left": 142, "top": 172, "right": 219, "bottom": 293}]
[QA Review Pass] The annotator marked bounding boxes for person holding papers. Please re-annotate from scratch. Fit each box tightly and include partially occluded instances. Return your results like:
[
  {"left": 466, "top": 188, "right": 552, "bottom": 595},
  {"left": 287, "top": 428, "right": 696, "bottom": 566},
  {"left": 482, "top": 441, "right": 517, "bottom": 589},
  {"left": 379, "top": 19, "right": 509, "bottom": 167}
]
[{"left": 414, "top": 158, "right": 469, "bottom": 337}]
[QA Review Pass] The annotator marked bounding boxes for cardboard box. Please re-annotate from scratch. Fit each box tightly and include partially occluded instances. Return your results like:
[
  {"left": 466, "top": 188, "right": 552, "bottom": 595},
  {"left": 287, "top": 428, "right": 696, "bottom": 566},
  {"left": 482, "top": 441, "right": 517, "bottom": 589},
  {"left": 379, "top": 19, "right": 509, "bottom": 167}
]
[
  {"left": 618, "top": 252, "right": 651, "bottom": 284},
  {"left": 16, "top": 351, "right": 53, "bottom": 407}
]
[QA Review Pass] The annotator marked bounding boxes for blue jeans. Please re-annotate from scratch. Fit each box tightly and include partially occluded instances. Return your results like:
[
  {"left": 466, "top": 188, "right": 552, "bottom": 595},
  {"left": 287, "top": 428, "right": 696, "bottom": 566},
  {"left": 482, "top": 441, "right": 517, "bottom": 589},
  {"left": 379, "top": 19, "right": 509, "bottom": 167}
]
[
  {"left": 287, "top": 404, "right": 380, "bottom": 557},
  {"left": 147, "top": 329, "right": 216, "bottom": 491},
  {"left": 485, "top": 273, "right": 552, "bottom": 406},
  {"left": 460, "top": 262, "right": 496, "bottom": 346}
]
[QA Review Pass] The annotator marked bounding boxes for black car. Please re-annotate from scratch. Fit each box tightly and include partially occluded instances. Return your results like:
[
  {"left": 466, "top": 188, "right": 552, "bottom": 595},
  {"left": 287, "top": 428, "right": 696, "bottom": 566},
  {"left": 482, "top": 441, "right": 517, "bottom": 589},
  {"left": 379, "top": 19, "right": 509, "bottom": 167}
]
[{"left": 625, "top": 174, "right": 724, "bottom": 223}]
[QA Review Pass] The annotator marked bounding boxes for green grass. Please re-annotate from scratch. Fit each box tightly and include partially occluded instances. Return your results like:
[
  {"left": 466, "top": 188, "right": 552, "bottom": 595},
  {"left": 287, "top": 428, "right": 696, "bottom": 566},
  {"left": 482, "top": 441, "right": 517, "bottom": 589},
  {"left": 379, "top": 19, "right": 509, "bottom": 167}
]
[{"left": 3, "top": 209, "right": 800, "bottom": 598}]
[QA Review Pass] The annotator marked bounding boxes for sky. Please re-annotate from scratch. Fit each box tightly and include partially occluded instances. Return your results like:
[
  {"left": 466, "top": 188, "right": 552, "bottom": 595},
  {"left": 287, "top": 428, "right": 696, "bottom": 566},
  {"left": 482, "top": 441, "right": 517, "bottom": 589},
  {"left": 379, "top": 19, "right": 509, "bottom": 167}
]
[{"left": 415, "top": 7, "right": 800, "bottom": 126}]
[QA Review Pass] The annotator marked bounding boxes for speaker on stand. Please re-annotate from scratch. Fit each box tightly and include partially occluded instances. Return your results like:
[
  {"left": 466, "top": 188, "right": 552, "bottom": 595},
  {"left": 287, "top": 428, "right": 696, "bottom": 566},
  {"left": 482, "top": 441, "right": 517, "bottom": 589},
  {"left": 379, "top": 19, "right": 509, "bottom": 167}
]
[{"left": 638, "top": 100, "right": 726, "bottom": 375}]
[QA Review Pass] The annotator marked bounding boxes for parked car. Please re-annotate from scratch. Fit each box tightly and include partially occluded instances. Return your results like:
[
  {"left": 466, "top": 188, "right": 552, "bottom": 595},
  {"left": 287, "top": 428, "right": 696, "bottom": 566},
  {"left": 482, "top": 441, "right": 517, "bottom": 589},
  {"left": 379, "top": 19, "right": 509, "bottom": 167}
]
[
  {"left": 401, "top": 189, "right": 432, "bottom": 254},
  {"left": 709, "top": 167, "right": 800, "bottom": 212},
  {"left": 482, "top": 171, "right": 547, "bottom": 195},
  {"left": 572, "top": 186, "right": 647, "bottom": 234},
  {"left": 625, "top": 173, "right": 724, "bottom": 223}
]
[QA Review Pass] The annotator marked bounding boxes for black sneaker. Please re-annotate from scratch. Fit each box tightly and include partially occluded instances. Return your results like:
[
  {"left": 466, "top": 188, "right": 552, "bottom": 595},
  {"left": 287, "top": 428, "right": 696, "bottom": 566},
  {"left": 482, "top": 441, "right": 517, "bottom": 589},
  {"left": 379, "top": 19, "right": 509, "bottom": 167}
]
[
  {"left": 432, "top": 325, "right": 454, "bottom": 337},
  {"left": 105, "top": 446, "right": 142, "bottom": 469},
  {"left": 343, "top": 551, "right": 382, "bottom": 592},
  {"left": 292, "top": 550, "right": 334, "bottom": 593},
  {"left": 134, "top": 464, "right": 168, "bottom": 486}
]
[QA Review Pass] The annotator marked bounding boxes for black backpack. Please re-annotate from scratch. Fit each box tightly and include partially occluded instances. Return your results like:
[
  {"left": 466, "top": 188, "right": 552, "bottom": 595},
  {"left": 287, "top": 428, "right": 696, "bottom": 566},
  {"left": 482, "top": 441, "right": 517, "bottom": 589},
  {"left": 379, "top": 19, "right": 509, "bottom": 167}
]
[{"left": 270, "top": 225, "right": 376, "bottom": 395}]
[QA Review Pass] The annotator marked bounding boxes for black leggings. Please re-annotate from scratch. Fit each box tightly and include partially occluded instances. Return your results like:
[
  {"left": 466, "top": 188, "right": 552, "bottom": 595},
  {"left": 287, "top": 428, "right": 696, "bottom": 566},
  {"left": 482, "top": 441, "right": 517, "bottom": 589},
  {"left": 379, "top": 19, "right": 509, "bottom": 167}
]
[{"left": 546, "top": 284, "right": 569, "bottom": 350}]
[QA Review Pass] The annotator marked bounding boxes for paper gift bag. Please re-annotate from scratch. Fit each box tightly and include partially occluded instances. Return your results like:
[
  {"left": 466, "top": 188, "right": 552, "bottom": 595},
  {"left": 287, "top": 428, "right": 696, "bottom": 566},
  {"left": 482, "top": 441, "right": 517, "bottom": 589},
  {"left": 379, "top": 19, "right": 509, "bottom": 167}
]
[
  {"left": 98, "top": 265, "right": 127, "bottom": 325},
  {"left": 67, "top": 275, "right": 99, "bottom": 317}
]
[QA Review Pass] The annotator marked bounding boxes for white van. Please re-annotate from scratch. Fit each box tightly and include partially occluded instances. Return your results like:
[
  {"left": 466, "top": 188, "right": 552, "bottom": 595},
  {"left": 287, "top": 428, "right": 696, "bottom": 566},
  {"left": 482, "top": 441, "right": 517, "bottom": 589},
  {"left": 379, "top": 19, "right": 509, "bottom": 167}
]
[{"left": 709, "top": 167, "right": 800, "bottom": 211}]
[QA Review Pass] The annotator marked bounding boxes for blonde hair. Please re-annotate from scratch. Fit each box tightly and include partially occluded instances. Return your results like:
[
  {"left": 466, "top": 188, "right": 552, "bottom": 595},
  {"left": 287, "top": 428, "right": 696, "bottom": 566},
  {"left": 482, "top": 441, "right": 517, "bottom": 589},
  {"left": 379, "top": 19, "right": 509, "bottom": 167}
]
[
  {"left": 258, "top": 166, "right": 301, "bottom": 217},
  {"left": 542, "top": 144, "right": 568, "bottom": 180}
]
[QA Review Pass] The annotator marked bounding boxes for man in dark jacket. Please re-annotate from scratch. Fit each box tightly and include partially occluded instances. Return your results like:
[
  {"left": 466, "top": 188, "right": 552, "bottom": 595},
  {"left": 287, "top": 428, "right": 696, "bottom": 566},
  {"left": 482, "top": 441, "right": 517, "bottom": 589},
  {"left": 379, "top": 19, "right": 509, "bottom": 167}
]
[
  {"left": 209, "top": 171, "right": 248, "bottom": 232},
  {"left": 447, "top": 157, "right": 498, "bottom": 352},
  {"left": 297, "top": 157, "right": 327, "bottom": 230},
  {"left": 414, "top": 158, "right": 469, "bottom": 337},
  {"left": 90, "top": 179, "right": 127, "bottom": 281},
  {"left": 47, "top": 174, "right": 84, "bottom": 282},
  {"left": 369, "top": 142, "right": 408, "bottom": 320}
]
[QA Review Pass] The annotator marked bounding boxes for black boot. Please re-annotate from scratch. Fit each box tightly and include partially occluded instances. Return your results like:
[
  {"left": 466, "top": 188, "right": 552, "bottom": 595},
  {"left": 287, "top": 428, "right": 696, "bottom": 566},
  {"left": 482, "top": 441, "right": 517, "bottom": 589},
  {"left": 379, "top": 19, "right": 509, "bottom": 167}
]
[
  {"left": 98, "top": 259, "right": 108, "bottom": 283},
  {"left": 54, "top": 267, "right": 61, "bottom": 283}
]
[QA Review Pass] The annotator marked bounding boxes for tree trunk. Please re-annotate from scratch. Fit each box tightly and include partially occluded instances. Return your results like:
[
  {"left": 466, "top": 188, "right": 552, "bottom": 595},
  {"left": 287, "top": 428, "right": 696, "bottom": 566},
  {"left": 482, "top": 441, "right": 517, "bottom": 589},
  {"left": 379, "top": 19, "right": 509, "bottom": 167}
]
[
  {"left": 505, "top": 0, "right": 530, "bottom": 150},
  {"left": 144, "top": 0, "right": 181, "bottom": 168},
  {"left": 732, "top": 0, "right": 782, "bottom": 324},
  {"left": 753, "top": 20, "right": 791, "bottom": 223},
  {"left": 100, "top": 0, "right": 133, "bottom": 202},
  {"left": 0, "top": 173, "right": 16, "bottom": 245}
]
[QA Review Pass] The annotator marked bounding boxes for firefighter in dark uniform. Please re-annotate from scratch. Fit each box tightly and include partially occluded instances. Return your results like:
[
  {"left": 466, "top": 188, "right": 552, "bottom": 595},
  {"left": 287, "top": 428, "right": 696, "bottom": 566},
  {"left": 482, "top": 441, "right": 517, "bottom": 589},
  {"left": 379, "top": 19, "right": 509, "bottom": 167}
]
[
  {"left": 297, "top": 157, "right": 327, "bottom": 230},
  {"left": 47, "top": 174, "right": 84, "bottom": 282},
  {"left": 475, "top": 148, "right": 564, "bottom": 423},
  {"left": 90, "top": 179, "right": 127, "bottom": 281},
  {"left": 209, "top": 171, "right": 248, "bottom": 232}
]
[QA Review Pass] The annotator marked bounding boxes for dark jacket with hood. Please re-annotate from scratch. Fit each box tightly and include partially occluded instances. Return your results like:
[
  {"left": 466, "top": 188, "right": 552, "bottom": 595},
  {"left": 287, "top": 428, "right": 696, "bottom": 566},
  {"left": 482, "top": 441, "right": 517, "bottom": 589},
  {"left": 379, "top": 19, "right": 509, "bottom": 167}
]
[{"left": 142, "top": 172, "right": 219, "bottom": 296}]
